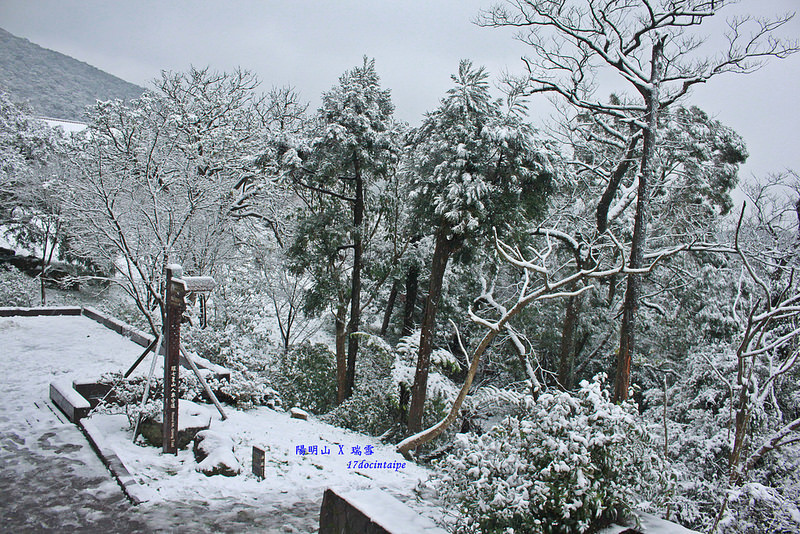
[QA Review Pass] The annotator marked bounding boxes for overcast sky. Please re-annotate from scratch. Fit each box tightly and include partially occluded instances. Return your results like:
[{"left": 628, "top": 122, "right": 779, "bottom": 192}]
[{"left": 1, "top": 0, "right": 798, "bottom": 182}]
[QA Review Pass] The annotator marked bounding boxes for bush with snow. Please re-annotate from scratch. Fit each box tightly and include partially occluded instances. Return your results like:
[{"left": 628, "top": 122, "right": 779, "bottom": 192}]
[
  {"left": 207, "top": 372, "right": 281, "bottom": 410},
  {"left": 642, "top": 347, "right": 800, "bottom": 533},
  {"left": 273, "top": 342, "right": 337, "bottom": 414},
  {"left": 324, "top": 334, "right": 455, "bottom": 442},
  {"left": 95, "top": 371, "right": 207, "bottom": 428},
  {"left": 435, "top": 375, "right": 669, "bottom": 533},
  {"left": 323, "top": 334, "right": 403, "bottom": 437},
  {"left": 183, "top": 324, "right": 282, "bottom": 409},
  {"left": 0, "top": 265, "right": 36, "bottom": 306},
  {"left": 719, "top": 480, "right": 800, "bottom": 534}
]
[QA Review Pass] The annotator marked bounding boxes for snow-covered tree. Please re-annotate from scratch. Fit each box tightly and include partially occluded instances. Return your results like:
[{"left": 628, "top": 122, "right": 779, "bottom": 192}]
[
  {"left": 481, "top": 0, "right": 799, "bottom": 401},
  {"left": 0, "top": 92, "right": 53, "bottom": 195},
  {"left": 66, "top": 68, "right": 280, "bottom": 332},
  {"left": 543, "top": 103, "right": 748, "bottom": 389},
  {"left": 0, "top": 91, "right": 67, "bottom": 304},
  {"left": 285, "top": 57, "right": 400, "bottom": 401},
  {"left": 404, "top": 60, "right": 552, "bottom": 433}
]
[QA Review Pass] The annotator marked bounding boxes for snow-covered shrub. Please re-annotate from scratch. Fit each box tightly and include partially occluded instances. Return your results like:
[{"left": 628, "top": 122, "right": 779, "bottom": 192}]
[
  {"left": 325, "top": 377, "right": 405, "bottom": 439},
  {"left": 273, "top": 342, "right": 337, "bottom": 414},
  {"left": 182, "top": 323, "right": 238, "bottom": 366},
  {"left": 207, "top": 371, "right": 281, "bottom": 410},
  {"left": 183, "top": 323, "right": 282, "bottom": 409},
  {"left": 94, "top": 371, "right": 206, "bottom": 428},
  {"left": 323, "top": 334, "right": 401, "bottom": 437},
  {"left": 435, "top": 376, "right": 669, "bottom": 533},
  {"left": 719, "top": 480, "right": 800, "bottom": 534},
  {"left": 183, "top": 323, "right": 272, "bottom": 372},
  {"left": 324, "top": 334, "right": 455, "bottom": 443},
  {"left": 643, "top": 347, "right": 800, "bottom": 533},
  {"left": 0, "top": 265, "right": 36, "bottom": 306}
]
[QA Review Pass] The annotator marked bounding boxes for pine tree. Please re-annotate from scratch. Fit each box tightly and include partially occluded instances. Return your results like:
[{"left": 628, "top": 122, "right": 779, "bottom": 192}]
[
  {"left": 405, "top": 60, "right": 551, "bottom": 433},
  {"left": 287, "top": 57, "right": 397, "bottom": 401}
]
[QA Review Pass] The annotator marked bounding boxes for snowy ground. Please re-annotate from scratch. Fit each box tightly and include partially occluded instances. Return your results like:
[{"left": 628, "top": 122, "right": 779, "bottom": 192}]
[
  {"left": 90, "top": 406, "right": 444, "bottom": 532},
  {"left": 0, "top": 313, "right": 444, "bottom": 533},
  {"left": 0, "top": 312, "right": 692, "bottom": 533},
  {"left": 0, "top": 315, "right": 151, "bottom": 532},
  {"left": 1, "top": 314, "right": 156, "bottom": 381}
]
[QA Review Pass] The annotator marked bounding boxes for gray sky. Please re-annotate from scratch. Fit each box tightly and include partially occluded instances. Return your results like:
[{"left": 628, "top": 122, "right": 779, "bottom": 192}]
[{"left": 1, "top": 0, "right": 798, "bottom": 182}]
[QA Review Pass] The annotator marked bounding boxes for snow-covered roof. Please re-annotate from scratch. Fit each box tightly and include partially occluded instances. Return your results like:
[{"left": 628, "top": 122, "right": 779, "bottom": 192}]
[{"left": 38, "top": 117, "right": 88, "bottom": 133}]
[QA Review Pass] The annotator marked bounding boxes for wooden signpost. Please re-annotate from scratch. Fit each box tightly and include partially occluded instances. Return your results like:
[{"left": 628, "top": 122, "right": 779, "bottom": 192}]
[
  {"left": 129, "top": 264, "right": 224, "bottom": 450},
  {"left": 163, "top": 266, "right": 186, "bottom": 454},
  {"left": 162, "top": 264, "right": 221, "bottom": 455}
]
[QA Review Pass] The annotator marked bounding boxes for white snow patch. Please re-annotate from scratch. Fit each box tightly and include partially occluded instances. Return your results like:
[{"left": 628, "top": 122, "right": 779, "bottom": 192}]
[
  {"left": 87, "top": 404, "right": 443, "bottom": 525},
  {"left": 599, "top": 511, "right": 701, "bottom": 533}
]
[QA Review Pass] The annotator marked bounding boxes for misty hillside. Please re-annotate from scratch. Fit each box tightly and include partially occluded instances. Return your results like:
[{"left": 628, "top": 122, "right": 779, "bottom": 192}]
[{"left": 0, "top": 27, "right": 145, "bottom": 122}]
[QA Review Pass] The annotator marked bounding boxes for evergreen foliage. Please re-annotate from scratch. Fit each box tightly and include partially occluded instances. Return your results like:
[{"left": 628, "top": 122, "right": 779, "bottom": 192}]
[
  {"left": 436, "top": 377, "right": 669, "bottom": 534},
  {"left": 274, "top": 343, "right": 338, "bottom": 415}
]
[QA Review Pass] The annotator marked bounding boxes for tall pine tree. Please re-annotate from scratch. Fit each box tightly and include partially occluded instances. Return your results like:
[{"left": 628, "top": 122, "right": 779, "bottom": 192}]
[
  {"left": 288, "top": 57, "right": 397, "bottom": 401},
  {"left": 405, "top": 60, "right": 551, "bottom": 433}
]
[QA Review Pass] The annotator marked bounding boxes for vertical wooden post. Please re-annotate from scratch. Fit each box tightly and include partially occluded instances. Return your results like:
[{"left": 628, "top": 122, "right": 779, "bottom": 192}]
[
  {"left": 252, "top": 446, "right": 265, "bottom": 479},
  {"left": 199, "top": 294, "right": 207, "bottom": 329},
  {"left": 163, "top": 265, "right": 185, "bottom": 455}
]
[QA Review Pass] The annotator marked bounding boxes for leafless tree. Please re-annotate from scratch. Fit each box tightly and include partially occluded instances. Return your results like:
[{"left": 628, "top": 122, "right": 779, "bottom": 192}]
[
  {"left": 65, "top": 69, "right": 288, "bottom": 333},
  {"left": 710, "top": 174, "right": 800, "bottom": 531},
  {"left": 480, "top": 0, "right": 799, "bottom": 400},
  {"left": 396, "top": 225, "right": 731, "bottom": 456}
]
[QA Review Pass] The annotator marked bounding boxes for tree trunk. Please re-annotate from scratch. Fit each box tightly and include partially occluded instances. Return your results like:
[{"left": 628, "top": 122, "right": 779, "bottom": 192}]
[
  {"left": 558, "top": 292, "right": 583, "bottom": 390},
  {"left": 335, "top": 302, "right": 348, "bottom": 404},
  {"left": 345, "top": 153, "right": 364, "bottom": 399},
  {"left": 402, "top": 264, "right": 419, "bottom": 336},
  {"left": 614, "top": 37, "right": 665, "bottom": 402},
  {"left": 380, "top": 278, "right": 399, "bottom": 336},
  {"left": 40, "top": 257, "right": 47, "bottom": 306},
  {"left": 407, "top": 226, "right": 457, "bottom": 433},
  {"left": 39, "top": 225, "right": 52, "bottom": 306},
  {"left": 398, "top": 291, "right": 506, "bottom": 457}
]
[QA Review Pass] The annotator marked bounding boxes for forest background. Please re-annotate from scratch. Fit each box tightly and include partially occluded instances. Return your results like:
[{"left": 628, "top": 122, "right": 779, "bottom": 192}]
[{"left": 2, "top": 1, "right": 800, "bottom": 532}]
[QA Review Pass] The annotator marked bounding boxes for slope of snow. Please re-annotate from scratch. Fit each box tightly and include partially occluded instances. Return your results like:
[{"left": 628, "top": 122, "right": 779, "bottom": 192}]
[
  {"left": 89, "top": 404, "right": 444, "bottom": 524},
  {"left": 0, "top": 312, "right": 446, "bottom": 531}
]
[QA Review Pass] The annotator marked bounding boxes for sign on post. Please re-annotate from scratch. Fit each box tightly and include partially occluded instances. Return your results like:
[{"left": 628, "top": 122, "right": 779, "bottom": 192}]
[
  {"left": 161, "top": 265, "right": 217, "bottom": 454},
  {"left": 163, "top": 267, "right": 186, "bottom": 455}
]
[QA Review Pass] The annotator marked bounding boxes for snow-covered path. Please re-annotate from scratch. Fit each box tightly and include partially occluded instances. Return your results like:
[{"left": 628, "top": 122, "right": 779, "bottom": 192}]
[
  {"left": 0, "top": 314, "right": 438, "bottom": 533},
  {"left": 0, "top": 315, "right": 150, "bottom": 531},
  {"left": 0, "top": 315, "right": 323, "bottom": 532}
]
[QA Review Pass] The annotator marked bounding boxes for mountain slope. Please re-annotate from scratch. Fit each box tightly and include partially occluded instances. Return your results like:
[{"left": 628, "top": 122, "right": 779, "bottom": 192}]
[{"left": 0, "top": 27, "right": 145, "bottom": 121}]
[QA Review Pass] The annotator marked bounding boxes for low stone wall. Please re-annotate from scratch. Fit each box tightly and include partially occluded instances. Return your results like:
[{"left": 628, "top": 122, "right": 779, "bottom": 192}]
[
  {"left": 0, "top": 306, "right": 82, "bottom": 317},
  {"left": 81, "top": 306, "right": 152, "bottom": 348},
  {"left": 319, "top": 487, "right": 446, "bottom": 534}
]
